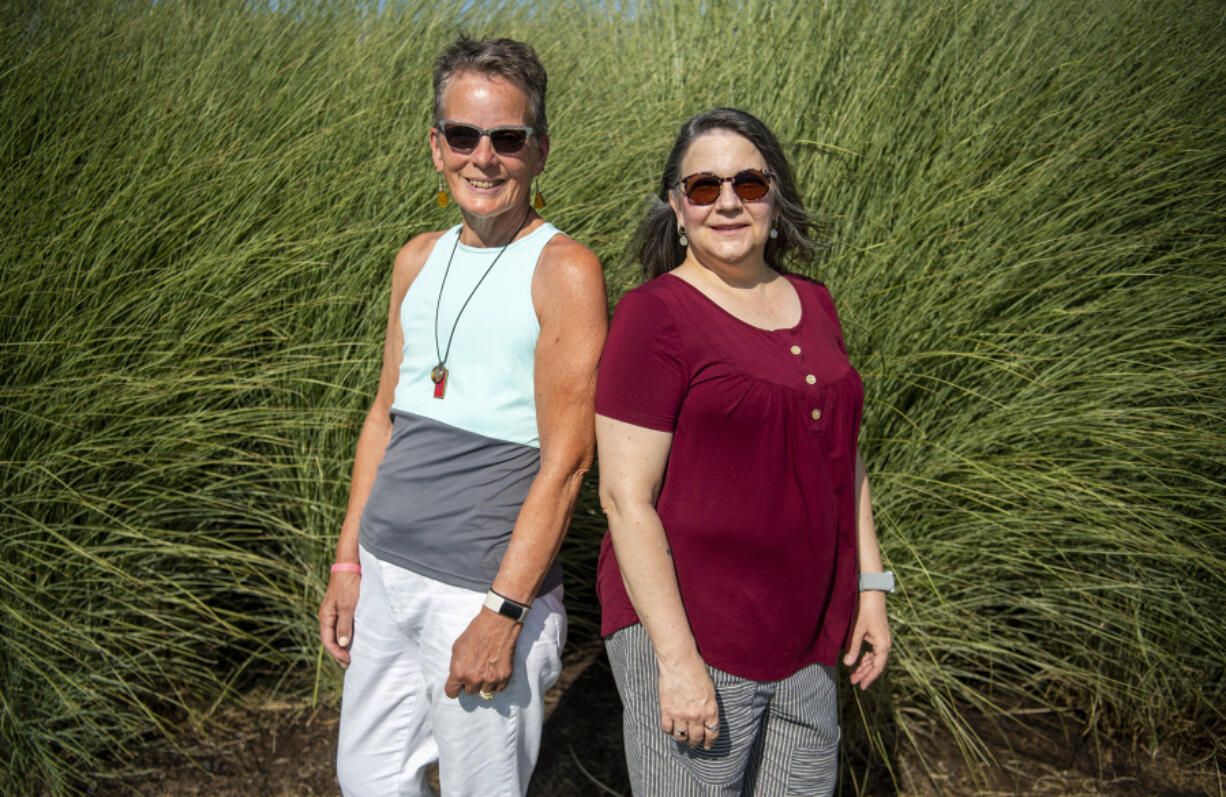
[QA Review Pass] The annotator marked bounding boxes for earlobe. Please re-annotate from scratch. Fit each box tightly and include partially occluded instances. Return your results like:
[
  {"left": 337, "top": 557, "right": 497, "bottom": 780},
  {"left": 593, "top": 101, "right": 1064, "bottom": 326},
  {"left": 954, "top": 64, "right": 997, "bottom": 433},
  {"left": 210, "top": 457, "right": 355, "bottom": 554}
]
[
  {"left": 536, "top": 134, "right": 551, "bottom": 172},
  {"left": 667, "top": 191, "right": 682, "bottom": 222},
  {"left": 429, "top": 127, "right": 444, "bottom": 170}
]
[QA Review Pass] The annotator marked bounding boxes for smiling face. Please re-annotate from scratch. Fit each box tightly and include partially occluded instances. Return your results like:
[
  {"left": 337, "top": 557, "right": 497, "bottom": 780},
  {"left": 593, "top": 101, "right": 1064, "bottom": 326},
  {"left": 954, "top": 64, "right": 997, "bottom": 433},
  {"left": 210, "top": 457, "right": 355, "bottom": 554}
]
[
  {"left": 429, "top": 70, "right": 548, "bottom": 223},
  {"left": 669, "top": 129, "right": 778, "bottom": 271}
]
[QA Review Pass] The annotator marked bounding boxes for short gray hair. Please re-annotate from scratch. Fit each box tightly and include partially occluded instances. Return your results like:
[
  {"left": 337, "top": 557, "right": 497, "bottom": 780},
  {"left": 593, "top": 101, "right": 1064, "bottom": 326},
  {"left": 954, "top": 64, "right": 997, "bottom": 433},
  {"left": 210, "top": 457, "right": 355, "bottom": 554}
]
[{"left": 432, "top": 35, "right": 548, "bottom": 136}]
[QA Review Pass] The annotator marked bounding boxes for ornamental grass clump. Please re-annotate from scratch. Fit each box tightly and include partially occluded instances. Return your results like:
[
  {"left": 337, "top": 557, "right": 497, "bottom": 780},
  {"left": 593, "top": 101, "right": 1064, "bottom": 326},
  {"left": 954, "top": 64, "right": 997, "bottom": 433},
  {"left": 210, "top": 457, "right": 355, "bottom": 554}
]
[
  {"left": 2, "top": 0, "right": 1223, "bottom": 793},
  {"left": 1, "top": 1, "right": 473, "bottom": 790}
]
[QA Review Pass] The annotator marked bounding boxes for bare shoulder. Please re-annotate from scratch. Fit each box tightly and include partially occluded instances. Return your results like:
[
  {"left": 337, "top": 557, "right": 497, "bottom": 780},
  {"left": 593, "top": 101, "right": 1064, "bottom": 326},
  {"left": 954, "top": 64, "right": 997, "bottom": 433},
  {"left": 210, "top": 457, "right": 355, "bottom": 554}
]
[
  {"left": 532, "top": 233, "right": 606, "bottom": 315},
  {"left": 391, "top": 230, "right": 447, "bottom": 290}
]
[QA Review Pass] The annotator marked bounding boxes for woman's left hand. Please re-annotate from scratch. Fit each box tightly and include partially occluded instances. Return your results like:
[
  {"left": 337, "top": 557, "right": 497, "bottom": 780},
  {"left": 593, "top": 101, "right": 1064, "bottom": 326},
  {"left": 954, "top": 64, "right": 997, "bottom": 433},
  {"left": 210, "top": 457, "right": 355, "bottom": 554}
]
[
  {"left": 444, "top": 609, "right": 521, "bottom": 699},
  {"left": 843, "top": 590, "right": 891, "bottom": 690},
  {"left": 657, "top": 651, "right": 720, "bottom": 750}
]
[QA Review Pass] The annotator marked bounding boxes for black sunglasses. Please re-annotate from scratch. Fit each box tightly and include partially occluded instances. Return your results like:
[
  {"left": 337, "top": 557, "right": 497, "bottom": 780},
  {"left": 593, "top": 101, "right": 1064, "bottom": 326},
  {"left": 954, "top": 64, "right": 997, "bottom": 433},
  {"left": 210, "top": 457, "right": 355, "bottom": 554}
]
[
  {"left": 678, "top": 169, "right": 774, "bottom": 205},
  {"left": 437, "top": 120, "right": 535, "bottom": 155}
]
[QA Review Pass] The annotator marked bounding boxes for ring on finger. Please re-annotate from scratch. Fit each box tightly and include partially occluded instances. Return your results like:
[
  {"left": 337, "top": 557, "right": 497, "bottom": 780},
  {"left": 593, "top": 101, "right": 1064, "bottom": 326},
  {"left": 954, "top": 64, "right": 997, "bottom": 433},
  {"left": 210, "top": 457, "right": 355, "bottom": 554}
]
[
  {"left": 704, "top": 722, "right": 718, "bottom": 731},
  {"left": 674, "top": 729, "right": 687, "bottom": 737},
  {"left": 479, "top": 690, "right": 495, "bottom": 701}
]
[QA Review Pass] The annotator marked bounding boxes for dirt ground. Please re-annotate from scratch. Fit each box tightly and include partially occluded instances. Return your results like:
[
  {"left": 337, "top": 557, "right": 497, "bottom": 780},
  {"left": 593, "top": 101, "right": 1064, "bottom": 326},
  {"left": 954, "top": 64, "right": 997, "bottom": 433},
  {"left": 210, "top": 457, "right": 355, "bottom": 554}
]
[{"left": 99, "top": 642, "right": 1222, "bottom": 797}]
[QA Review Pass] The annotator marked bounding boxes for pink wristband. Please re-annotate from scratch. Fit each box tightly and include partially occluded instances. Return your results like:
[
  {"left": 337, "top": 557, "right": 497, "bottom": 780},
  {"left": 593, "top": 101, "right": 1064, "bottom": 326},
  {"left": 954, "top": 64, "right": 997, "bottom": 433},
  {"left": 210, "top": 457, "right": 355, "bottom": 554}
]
[{"left": 330, "top": 563, "right": 361, "bottom": 575}]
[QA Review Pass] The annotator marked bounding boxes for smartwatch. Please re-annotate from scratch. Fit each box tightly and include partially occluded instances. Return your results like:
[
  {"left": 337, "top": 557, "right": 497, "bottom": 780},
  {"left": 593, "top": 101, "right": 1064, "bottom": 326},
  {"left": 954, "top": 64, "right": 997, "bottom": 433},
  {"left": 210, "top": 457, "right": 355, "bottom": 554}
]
[
  {"left": 858, "top": 571, "right": 896, "bottom": 593},
  {"left": 484, "top": 589, "right": 530, "bottom": 623}
]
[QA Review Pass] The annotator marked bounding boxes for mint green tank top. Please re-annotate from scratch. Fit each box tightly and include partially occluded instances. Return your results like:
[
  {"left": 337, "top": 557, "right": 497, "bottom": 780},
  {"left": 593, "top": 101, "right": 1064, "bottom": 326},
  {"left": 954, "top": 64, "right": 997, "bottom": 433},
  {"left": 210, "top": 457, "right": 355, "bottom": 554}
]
[{"left": 391, "top": 222, "right": 560, "bottom": 448}]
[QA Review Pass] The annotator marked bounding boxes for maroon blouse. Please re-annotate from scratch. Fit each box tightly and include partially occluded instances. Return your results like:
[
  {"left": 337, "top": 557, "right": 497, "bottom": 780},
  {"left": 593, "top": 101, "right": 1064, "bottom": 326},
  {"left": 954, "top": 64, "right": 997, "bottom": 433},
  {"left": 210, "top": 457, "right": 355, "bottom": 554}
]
[{"left": 595, "top": 273, "right": 863, "bottom": 681}]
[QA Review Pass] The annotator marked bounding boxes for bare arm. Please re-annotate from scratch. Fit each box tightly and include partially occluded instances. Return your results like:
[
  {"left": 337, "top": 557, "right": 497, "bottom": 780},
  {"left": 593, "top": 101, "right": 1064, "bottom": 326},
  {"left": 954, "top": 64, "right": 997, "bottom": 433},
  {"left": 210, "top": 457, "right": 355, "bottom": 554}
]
[
  {"left": 444, "top": 235, "right": 607, "bottom": 698},
  {"left": 596, "top": 415, "right": 719, "bottom": 750},
  {"left": 318, "top": 232, "right": 440, "bottom": 667},
  {"left": 843, "top": 449, "right": 893, "bottom": 689}
]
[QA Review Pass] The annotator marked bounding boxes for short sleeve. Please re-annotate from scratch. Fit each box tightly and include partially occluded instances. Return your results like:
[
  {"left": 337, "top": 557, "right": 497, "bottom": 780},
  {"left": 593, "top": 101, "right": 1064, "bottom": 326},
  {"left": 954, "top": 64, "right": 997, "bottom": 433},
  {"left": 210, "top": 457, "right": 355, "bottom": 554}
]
[
  {"left": 595, "top": 288, "right": 688, "bottom": 432},
  {"left": 810, "top": 282, "right": 848, "bottom": 356}
]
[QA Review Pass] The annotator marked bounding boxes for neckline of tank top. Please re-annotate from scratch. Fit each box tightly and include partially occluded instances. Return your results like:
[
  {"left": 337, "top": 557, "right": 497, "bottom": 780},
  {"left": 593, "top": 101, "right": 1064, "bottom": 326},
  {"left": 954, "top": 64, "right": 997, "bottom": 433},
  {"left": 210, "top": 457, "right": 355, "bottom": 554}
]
[{"left": 452, "top": 221, "right": 554, "bottom": 255}]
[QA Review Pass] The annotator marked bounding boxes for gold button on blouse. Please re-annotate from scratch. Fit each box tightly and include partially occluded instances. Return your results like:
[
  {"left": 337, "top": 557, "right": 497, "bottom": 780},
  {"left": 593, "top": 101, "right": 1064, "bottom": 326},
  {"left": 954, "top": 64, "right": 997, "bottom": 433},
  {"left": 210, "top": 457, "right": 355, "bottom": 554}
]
[
  {"left": 811, "top": 409, "right": 822, "bottom": 421},
  {"left": 790, "top": 345, "right": 802, "bottom": 355},
  {"left": 805, "top": 374, "right": 817, "bottom": 385}
]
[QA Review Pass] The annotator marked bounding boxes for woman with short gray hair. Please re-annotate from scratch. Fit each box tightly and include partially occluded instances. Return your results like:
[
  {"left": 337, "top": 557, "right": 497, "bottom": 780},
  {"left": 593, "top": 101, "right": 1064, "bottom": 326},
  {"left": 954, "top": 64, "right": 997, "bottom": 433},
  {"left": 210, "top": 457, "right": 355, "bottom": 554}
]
[{"left": 318, "top": 35, "right": 606, "bottom": 796}]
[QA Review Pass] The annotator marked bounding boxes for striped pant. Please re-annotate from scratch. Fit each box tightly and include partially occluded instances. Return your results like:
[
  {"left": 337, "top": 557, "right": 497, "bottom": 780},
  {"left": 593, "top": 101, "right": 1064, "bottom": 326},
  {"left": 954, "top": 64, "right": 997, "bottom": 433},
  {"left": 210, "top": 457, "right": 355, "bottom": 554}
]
[{"left": 606, "top": 624, "right": 839, "bottom": 797}]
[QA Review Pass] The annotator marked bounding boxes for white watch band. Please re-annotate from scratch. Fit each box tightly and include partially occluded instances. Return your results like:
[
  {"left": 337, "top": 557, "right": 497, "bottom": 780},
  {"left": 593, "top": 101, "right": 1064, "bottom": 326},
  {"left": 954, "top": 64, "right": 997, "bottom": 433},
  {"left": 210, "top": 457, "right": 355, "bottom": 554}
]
[
  {"left": 858, "top": 571, "right": 895, "bottom": 593},
  {"left": 483, "top": 589, "right": 530, "bottom": 623}
]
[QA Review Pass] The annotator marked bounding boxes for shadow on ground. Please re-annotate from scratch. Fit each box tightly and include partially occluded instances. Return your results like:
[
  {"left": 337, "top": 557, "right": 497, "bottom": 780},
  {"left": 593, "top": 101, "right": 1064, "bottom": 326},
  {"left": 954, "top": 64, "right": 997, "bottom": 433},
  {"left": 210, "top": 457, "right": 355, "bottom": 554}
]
[{"left": 97, "top": 642, "right": 1220, "bottom": 796}]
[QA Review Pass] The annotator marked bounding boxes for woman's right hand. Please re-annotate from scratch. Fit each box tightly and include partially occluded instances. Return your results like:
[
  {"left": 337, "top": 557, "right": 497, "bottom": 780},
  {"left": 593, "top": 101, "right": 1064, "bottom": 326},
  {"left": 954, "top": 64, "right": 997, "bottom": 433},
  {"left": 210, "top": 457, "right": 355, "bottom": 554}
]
[
  {"left": 657, "top": 653, "right": 720, "bottom": 750},
  {"left": 319, "top": 570, "right": 361, "bottom": 667}
]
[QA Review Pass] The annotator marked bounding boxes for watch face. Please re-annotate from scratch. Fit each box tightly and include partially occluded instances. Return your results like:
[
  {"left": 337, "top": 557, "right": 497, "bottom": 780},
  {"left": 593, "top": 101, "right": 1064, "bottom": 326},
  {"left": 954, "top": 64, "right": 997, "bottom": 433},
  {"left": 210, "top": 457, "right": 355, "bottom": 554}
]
[
  {"left": 860, "top": 572, "right": 895, "bottom": 592},
  {"left": 497, "top": 601, "right": 526, "bottom": 621}
]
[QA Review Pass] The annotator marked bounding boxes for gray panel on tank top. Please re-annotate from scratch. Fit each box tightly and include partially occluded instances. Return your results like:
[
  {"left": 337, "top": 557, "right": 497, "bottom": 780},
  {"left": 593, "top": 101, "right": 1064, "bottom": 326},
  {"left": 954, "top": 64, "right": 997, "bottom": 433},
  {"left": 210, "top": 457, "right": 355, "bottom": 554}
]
[{"left": 359, "top": 410, "right": 563, "bottom": 596}]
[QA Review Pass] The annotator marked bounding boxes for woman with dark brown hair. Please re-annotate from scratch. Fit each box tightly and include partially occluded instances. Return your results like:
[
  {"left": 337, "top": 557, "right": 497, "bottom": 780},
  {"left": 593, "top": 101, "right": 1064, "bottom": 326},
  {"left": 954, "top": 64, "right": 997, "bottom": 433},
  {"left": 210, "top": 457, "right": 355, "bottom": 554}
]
[{"left": 596, "top": 108, "right": 892, "bottom": 795}]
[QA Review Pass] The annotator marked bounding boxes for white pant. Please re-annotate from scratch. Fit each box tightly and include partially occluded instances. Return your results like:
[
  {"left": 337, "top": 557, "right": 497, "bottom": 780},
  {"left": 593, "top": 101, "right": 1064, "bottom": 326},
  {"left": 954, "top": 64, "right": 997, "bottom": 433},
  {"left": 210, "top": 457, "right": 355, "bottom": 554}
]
[{"left": 337, "top": 546, "right": 566, "bottom": 797}]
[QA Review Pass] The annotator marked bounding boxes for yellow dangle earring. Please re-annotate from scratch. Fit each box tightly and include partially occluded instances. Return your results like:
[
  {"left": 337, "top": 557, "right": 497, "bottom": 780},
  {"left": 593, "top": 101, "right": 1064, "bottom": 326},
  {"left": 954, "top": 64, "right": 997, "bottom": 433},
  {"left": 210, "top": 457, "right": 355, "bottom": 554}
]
[
  {"left": 532, "top": 178, "right": 545, "bottom": 210},
  {"left": 436, "top": 175, "right": 450, "bottom": 208}
]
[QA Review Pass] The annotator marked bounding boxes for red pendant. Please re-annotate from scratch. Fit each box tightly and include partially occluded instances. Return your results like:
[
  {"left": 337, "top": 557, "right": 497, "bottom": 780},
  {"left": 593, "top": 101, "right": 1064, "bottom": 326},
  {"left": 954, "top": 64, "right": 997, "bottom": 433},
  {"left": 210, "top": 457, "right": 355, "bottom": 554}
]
[{"left": 431, "top": 364, "right": 448, "bottom": 399}]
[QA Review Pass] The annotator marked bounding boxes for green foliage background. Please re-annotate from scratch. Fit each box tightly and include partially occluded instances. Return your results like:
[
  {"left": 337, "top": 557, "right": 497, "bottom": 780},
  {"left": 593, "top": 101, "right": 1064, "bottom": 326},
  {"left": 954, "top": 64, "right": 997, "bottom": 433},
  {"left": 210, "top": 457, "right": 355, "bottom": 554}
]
[{"left": 2, "top": 0, "right": 1224, "bottom": 793}]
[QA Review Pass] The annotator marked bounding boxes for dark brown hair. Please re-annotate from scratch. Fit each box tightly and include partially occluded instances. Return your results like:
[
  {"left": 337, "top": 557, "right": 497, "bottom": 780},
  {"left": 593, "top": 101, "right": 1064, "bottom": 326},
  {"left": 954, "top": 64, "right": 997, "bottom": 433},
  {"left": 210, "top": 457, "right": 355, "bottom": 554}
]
[{"left": 634, "top": 108, "right": 816, "bottom": 279}]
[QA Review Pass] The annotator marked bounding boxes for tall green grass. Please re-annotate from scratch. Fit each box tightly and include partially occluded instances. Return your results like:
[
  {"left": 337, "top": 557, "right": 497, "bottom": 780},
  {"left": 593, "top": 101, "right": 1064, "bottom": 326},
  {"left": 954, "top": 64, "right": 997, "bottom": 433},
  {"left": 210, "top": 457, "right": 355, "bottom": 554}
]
[{"left": 2, "top": 0, "right": 1223, "bottom": 793}]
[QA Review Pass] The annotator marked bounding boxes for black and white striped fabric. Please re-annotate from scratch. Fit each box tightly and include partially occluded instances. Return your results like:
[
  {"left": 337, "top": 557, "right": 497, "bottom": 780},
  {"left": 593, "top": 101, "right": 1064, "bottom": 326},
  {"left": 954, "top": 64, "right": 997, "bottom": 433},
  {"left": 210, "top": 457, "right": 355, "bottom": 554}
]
[{"left": 606, "top": 624, "right": 839, "bottom": 796}]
